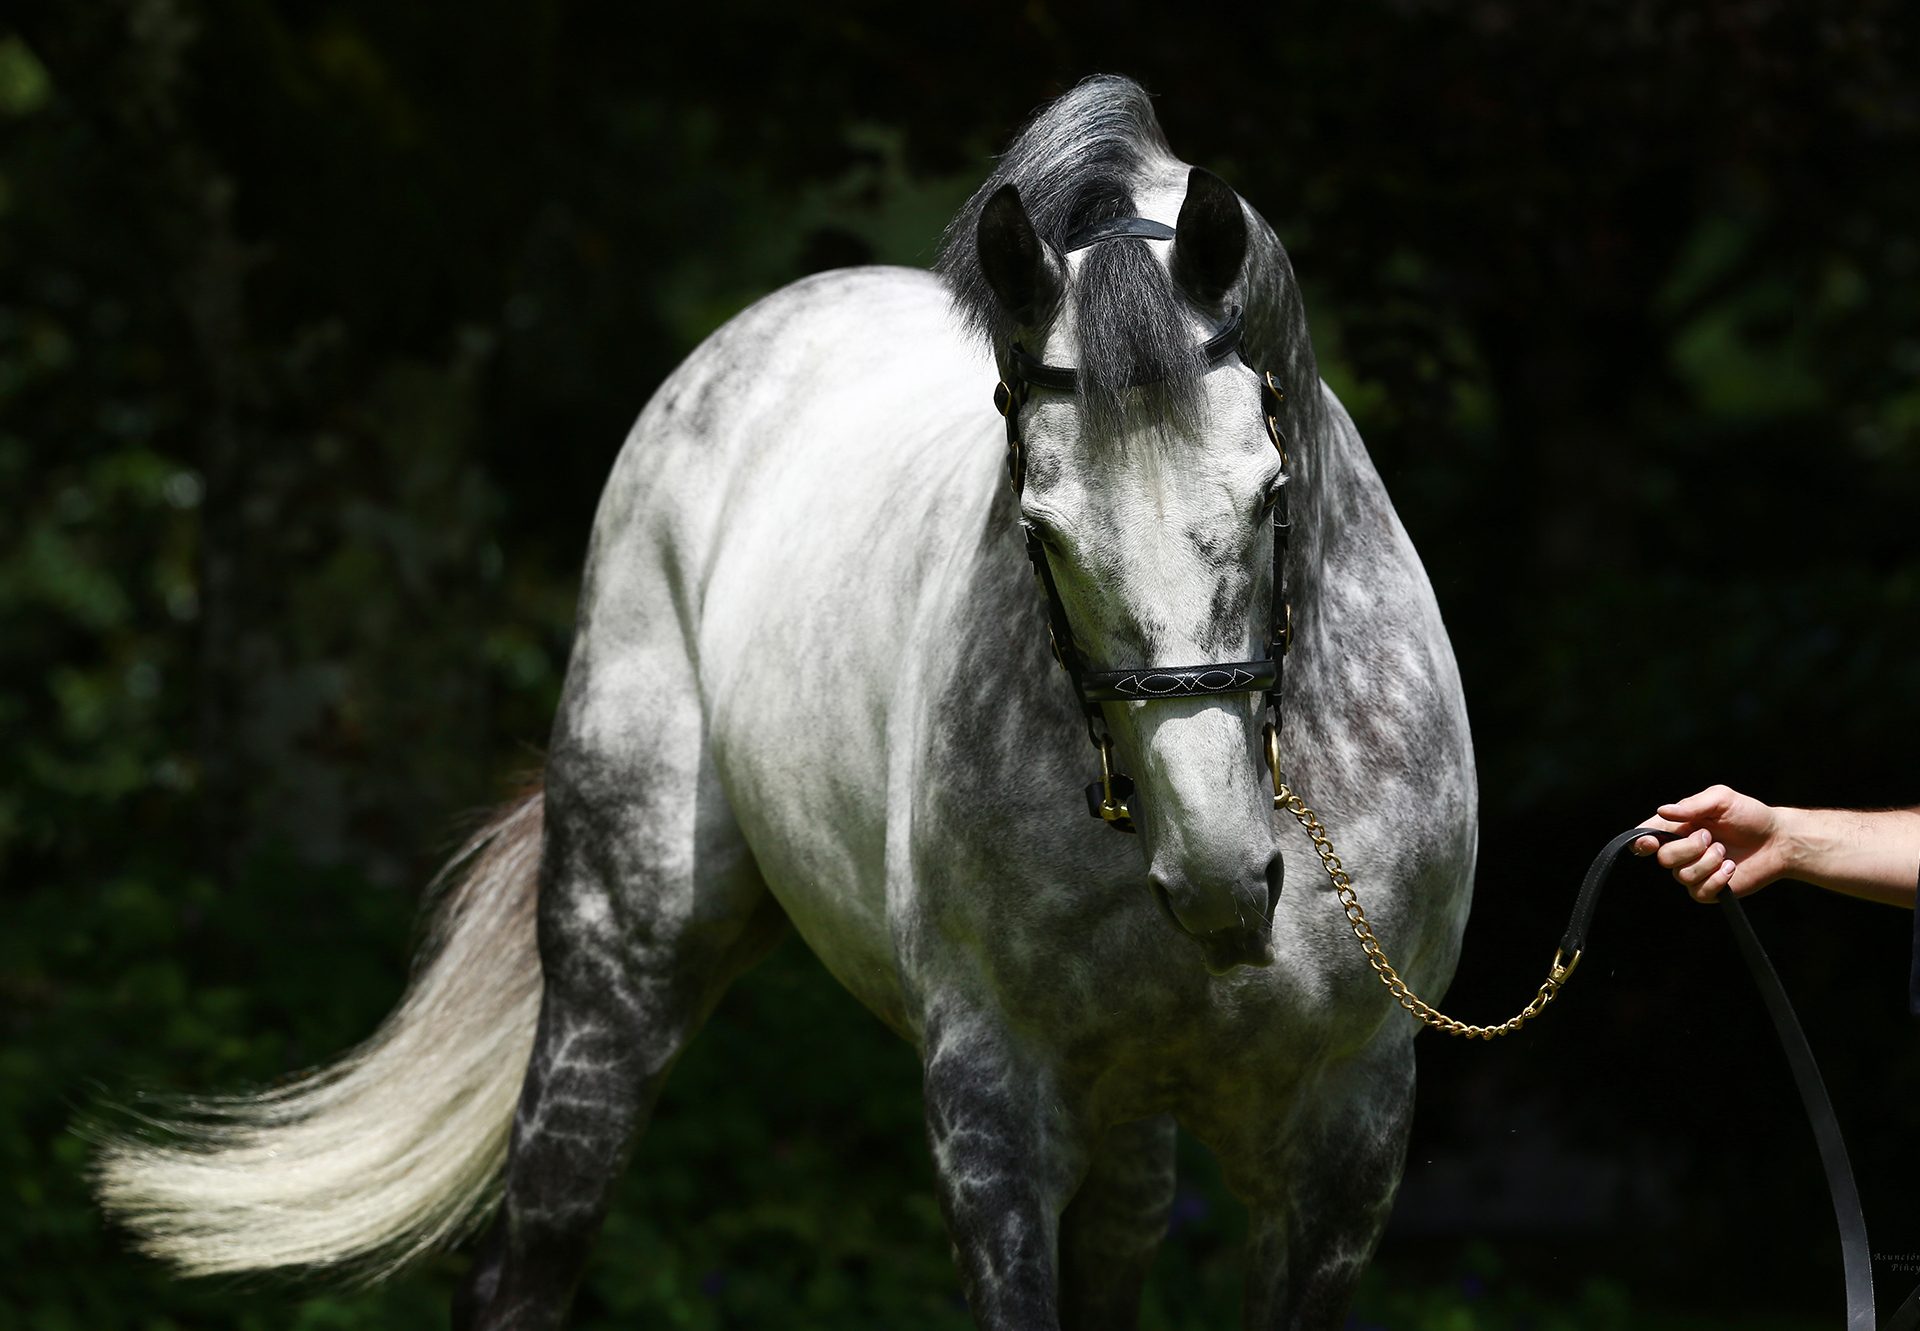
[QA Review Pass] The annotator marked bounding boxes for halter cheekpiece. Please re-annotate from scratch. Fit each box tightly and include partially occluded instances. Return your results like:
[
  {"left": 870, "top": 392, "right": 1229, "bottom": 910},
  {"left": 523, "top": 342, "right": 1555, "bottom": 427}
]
[{"left": 992, "top": 219, "right": 1293, "bottom": 833}]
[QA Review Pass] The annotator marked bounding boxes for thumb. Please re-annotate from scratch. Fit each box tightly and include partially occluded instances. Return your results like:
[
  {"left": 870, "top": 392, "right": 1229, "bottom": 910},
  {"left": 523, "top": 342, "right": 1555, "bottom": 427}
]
[{"left": 1657, "top": 786, "right": 1733, "bottom": 825}]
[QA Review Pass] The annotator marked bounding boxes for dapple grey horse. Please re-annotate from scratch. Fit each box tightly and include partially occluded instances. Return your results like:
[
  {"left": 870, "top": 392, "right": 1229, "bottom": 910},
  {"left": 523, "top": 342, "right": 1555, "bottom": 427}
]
[{"left": 97, "top": 75, "right": 1476, "bottom": 1329}]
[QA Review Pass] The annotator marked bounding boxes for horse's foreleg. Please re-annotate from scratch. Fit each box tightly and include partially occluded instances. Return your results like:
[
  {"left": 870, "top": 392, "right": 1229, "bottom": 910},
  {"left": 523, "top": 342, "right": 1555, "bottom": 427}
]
[
  {"left": 922, "top": 1015, "right": 1086, "bottom": 1331},
  {"left": 1228, "top": 1043, "right": 1415, "bottom": 1331},
  {"left": 1057, "top": 1114, "right": 1177, "bottom": 1331},
  {"left": 455, "top": 666, "right": 784, "bottom": 1330}
]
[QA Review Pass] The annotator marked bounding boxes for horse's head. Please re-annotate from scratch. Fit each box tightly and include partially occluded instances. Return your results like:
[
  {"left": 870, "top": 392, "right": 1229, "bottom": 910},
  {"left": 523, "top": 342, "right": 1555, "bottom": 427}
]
[{"left": 976, "top": 168, "right": 1286, "bottom": 974}]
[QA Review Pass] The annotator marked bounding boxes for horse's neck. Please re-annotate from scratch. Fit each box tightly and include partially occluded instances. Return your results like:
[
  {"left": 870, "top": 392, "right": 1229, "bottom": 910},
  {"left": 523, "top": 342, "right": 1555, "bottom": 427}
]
[
  {"left": 1239, "top": 218, "right": 1324, "bottom": 433},
  {"left": 1290, "top": 384, "right": 1363, "bottom": 598},
  {"left": 1234, "top": 205, "right": 1376, "bottom": 598},
  {"left": 1282, "top": 383, "right": 1472, "bottom": 813}
]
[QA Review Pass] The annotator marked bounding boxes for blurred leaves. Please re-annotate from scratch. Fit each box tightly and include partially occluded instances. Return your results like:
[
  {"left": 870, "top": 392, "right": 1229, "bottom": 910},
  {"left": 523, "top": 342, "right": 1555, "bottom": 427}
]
[{"left": 1, "top": 0, "right": 1915, "bottom": 1327}]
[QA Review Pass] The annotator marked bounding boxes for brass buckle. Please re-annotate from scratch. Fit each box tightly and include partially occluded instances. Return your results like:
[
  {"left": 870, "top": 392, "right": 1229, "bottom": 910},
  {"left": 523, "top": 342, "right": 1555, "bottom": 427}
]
[
  {"left": 1263, "top": 722, "right": 1284, "bottom": 809},
  {"left": 1549, "top": 948, "right": 1581, "bottom": 986},
  {"left": 1263, "top": 372, "right": 1289, "bottom": 466},
  {"left": 1086, "top": 736, "right": 1136, "bottom": 832}
]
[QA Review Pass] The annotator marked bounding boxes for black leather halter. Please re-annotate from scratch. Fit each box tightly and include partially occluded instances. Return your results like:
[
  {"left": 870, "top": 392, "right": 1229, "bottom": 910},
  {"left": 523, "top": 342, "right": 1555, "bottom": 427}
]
[{"left": 992, "top": 225, "right": 1291, "bottom": 832}]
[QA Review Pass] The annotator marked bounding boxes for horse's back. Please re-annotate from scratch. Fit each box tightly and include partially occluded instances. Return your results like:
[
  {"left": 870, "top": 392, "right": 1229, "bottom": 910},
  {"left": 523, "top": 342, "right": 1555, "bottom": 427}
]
[
  {"left": 580, "top": 262, "right": 990, "bottom": 671},
  {"left": 586, "top": 266, "right": 980, "bottom": 545}
]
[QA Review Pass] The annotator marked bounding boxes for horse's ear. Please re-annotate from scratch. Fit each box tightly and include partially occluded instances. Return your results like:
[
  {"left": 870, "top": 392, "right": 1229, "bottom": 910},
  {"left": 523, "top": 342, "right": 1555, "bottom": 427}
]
[
  {"left": 1170, "top": 167, "right": 1247, "bottom": 306},
  {"left": 977, "top": 183, "right": 1063, "bottom": 328}
]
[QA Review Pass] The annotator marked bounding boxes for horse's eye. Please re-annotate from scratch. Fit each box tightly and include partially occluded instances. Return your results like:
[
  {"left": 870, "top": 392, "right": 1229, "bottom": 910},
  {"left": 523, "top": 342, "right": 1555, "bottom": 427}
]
[{"left": 1020, "top": 511, "right": 1062, "bottom": 552}]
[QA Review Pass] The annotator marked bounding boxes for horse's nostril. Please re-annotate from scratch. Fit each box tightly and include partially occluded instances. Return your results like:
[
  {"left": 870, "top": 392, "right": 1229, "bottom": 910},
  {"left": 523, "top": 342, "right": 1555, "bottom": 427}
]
[
  {"left": 1148, "top": 876, "right": 1185, "bottom": 933},
  {"left": 1264, "top": 855, "right": 1284, "bottom": 923}
]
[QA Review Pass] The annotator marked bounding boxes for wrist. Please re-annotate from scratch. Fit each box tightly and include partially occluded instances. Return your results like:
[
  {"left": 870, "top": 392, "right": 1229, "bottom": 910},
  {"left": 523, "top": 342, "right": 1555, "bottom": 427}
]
[{"left": 1772, "top": 805, "right": 1817, "bottom": 883}]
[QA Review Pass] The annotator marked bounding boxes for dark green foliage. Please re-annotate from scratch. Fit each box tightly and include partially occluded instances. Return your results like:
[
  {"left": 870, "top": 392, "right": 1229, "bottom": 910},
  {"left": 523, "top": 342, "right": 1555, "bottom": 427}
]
[{"left": 2, "top": 2, "right": 1914, "bottom": 1326}]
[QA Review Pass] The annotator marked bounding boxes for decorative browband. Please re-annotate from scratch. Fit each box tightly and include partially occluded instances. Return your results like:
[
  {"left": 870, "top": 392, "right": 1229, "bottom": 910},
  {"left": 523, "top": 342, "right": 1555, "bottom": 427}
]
[{"left": 1079, "top": 660, "right": 1278, "bottom": 702}]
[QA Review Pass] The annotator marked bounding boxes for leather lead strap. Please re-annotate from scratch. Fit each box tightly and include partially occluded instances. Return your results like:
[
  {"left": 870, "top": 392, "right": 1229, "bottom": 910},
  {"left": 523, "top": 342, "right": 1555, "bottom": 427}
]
[
  {"left": 1721, "top": 892, "right": 1876, "bottom": 1331},
  {"left": 1888, "top": 1279, "right": 1920, "bottom": 1331},
  {"left": 1559, "top": 825, "right": 1664, "bottom": 956},
  {"left": 1571, "top": 827, "right": 1917, "bottom": 1329}
]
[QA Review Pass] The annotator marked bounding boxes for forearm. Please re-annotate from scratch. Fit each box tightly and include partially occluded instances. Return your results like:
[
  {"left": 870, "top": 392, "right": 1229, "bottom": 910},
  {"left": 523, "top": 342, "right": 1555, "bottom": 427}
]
[{"left": 1777, "top": 806, "right": 1920, "bottom": 907}]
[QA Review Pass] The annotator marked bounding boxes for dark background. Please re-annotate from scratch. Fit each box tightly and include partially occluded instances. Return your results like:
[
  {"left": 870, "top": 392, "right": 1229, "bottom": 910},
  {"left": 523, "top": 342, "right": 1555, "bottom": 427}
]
[{"left": 4, "top": 2, "right": 1918, "bottom": 1328}]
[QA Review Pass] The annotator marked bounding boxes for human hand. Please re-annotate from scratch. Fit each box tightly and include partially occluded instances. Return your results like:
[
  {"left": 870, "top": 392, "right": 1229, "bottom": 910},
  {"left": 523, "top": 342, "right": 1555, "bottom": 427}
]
[{"left": 1631, "top": 785, "right": 1792, "bottom": 902}]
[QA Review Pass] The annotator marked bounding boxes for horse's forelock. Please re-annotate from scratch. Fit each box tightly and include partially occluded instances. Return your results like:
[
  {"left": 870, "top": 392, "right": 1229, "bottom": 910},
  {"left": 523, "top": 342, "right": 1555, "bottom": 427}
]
[
  {"left": 936, "top": 75, "right": 1212, "bottom": 439},
  {"left": 1071, "top": 240, "right": 1209, "bottom": 439}
]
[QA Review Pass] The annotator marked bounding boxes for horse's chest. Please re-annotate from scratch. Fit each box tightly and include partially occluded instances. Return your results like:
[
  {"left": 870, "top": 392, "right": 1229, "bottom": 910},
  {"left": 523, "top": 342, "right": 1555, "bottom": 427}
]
[{"left": 979, "top": 920, "right": 1366, "bottom": 1087}]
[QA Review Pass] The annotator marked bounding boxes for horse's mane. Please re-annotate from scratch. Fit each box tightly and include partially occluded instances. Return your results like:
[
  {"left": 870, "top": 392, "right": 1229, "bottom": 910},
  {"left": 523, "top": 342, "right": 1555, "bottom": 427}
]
[{"left": 934, "top": 76, "right": 1209, "bottom": 436}]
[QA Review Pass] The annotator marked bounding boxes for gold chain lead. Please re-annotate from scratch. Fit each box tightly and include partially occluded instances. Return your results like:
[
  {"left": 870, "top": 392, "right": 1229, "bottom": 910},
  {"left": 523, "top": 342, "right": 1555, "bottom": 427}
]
[{"left": 1264, "top": 726, "right": 1578, "bottom": 1040}]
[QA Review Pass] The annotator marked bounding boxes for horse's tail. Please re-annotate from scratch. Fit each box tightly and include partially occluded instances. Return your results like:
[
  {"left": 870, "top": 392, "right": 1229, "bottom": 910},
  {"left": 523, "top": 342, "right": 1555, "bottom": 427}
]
[{"left": 92, "top": 786, "right": 545, "bottom": 1281}]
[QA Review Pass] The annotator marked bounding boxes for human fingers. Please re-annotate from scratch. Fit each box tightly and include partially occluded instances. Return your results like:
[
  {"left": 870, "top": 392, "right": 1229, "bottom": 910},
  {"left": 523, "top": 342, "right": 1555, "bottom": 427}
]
[
  {"left": 1695, "top": 855, "right": 1737, "bottom": 902},
  {"left": 1632, "top": 815, "right": 1686, "bottom": 856},
  {"left": 1675, "top": 840, "right": 1727, "bottom": 892},
  {"left": 1654, "top": 827, "right": 1713, "bottom": 871}
]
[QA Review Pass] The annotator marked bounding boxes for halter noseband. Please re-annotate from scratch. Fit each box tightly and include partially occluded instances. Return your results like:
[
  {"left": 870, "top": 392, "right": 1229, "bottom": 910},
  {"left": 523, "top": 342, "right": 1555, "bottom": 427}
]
[{"left": 992, "top": 222, "right": 1293, "bottom": 833}]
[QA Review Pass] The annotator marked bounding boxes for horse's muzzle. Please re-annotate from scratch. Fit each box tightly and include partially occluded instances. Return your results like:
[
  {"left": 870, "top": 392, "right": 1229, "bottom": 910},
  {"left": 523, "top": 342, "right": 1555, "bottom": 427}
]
[
  {"left": 1195, "top": 924, "right": 1277, "bottom": 975},
  {"left": 1148, "top": 854, "right": 1281, "bottom": 974}
]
